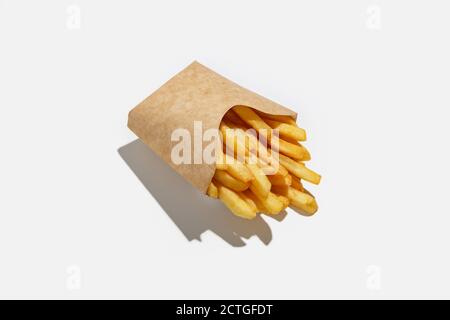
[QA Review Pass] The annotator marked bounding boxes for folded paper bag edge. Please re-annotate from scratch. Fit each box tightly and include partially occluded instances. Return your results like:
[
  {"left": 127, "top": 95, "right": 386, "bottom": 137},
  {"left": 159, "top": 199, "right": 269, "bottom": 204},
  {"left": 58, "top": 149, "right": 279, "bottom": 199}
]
[{"left": 128, "top": 61, "right": 298, "bottom": 194}]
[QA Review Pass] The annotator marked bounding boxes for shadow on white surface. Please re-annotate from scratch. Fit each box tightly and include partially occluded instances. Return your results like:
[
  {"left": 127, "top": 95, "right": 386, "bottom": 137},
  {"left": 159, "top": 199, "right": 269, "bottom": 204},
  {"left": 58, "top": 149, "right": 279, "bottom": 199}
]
[{"left": 118, "top": 140, "right": 274, "bottom": 247}]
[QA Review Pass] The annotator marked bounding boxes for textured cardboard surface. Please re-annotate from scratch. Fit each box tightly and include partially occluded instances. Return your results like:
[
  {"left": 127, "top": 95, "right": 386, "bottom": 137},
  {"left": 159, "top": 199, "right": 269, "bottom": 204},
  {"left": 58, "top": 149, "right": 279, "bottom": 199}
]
[{"left": 128, "top": 61, "right": 297, "bottom": 193}]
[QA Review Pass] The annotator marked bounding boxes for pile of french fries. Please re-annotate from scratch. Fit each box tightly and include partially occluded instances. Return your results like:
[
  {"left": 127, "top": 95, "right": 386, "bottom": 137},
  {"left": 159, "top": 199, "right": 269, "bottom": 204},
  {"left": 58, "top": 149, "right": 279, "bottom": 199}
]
[{"left": 207, "top": 106, "right": 321, "bottom": 219}]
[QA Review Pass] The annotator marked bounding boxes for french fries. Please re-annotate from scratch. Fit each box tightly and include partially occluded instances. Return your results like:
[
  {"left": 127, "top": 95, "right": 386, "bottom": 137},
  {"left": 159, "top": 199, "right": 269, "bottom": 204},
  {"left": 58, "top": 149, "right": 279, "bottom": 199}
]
[
  {"left": 278, "top": 153, "right": 321, "bottom": 185},
  {"left": 233, "top": 106, "right": 272, "bottom": 139},
  {"left": 216, "top": 182, "right": 256, "bottom": 219},
  {"left": 207, "top": 106, "right": 321, "bottom": 219},
  {"left": 276, "top": 138, "right": 308, "bottom": 160},
  {"left": 223, "top": 153, "right": 254, "bottom": 183},
  {"left": 281, "top": 136, "right": 311, "bottom": 161},
  {"left": 271, "top": 186, "right": 318, "bottom": 215},
  {"left": 264, "top": 118, "right": 307, "bottom": 141}
]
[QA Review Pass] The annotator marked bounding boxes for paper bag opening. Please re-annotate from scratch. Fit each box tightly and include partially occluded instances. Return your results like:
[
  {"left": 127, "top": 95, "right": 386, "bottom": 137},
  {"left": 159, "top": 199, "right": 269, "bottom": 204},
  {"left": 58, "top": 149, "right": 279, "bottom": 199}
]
[{"left": 128, "top": 61, "right": 297, "bottom": 194}]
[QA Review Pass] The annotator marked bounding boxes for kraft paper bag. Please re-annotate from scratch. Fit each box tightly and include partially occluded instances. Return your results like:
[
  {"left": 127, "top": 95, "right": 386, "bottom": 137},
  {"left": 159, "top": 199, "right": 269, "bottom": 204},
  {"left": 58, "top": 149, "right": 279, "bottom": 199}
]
[{"left": 128, "top": 61, "right": 297, "bottom": 193}]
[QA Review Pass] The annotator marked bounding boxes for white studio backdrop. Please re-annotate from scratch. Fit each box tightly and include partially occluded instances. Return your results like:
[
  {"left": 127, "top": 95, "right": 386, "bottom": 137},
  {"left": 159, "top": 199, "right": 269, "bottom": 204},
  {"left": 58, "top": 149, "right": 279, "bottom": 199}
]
[{"left": 0, "top": 0, "right": 449, "bottom": 299}]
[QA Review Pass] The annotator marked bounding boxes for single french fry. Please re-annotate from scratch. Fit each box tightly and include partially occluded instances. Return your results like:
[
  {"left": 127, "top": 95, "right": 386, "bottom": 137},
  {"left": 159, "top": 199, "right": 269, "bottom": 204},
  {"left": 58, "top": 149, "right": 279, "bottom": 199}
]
[
  {"left": 281, "top": 137, "right": 311, "bottom": 161},
  {"left": 300, "top": 144, "right": 311, "bottom": 161},
  {"left": 278, "top": 154, "right": 321, "bottom": 184},
  {"left": 291, "top": 196, "right": 318, "bottom": 215},
  {"left": 224, "top": 154, "right": 254, "bottom": 182},
  {"left": 207, "top": 181, "right": 219, "bottom": 198},
  {"left": 216, "top": 182, "right": 256, "bottom": 219},
  {"left": 264, "top": 118, "right": 307, "bottom": 141},
  {"left": 300, "top": 199, "right": 318, "bottom": 215},
  {"left": 246, "top": 163, "right": 271, "bottom": 198},
  {"left": 214, "top": 170, "right": 250, "bottom": 192},
  {"left": 232, "top": 106, "right": 272, "bottom": 139},
  {"left": 268, "top": 138, "right": 307, "bottom": 160},
  {"left": 268, "top": 174, "right": 292, "bottom": 187},
  {"left": 256, "top": 111, "right": 297, "bottom": 126},
  {"left": 272, "top": 186, "right": 315, "bottom": 211},
  {"left": 250, "top": 188, "right": 284, "bottom": 215}
]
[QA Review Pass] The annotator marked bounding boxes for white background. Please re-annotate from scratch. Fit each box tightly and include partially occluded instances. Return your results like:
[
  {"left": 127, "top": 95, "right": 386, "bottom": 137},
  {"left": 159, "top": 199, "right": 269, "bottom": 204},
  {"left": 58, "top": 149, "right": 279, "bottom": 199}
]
[{"left": 1, "top": 0, "right": 449, "bottom": 299}]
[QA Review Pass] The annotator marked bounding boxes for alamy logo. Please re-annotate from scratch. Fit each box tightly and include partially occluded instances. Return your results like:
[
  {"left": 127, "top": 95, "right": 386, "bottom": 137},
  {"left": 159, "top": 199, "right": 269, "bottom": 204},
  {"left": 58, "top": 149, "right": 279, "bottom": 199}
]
[
  {"left": 366, "top": 265, "right": 382, "bottom": 290},
  {"left": 66, "top": 5, "right": 81, "bottom": 30},
  {"left": 170, "top": 121, "right": 280, "bottom": 174},
  {"left": 366, "top": 5, "right": 382, "bottom": 30},
  {"left": 66, "top": 265, "right": 82, "bottom": 291}
]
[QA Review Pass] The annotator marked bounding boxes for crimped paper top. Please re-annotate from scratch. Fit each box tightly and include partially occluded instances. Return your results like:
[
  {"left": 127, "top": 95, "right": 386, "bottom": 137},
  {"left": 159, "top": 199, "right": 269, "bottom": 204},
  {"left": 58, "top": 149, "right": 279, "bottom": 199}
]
[{"left": 128, "top": 61, "right": 297, "bottom": 193}]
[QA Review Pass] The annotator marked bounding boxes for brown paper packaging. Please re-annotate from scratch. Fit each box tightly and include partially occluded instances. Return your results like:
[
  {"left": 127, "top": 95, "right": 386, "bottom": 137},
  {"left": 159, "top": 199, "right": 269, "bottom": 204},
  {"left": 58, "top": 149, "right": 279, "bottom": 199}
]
[{"left": 128, "top": 61, "right": 297, "bottom": 194}]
